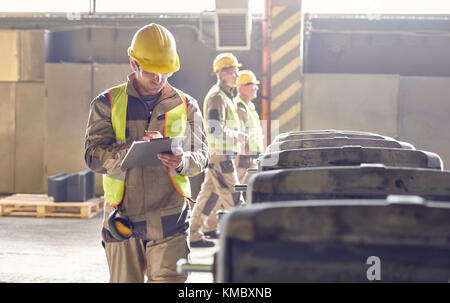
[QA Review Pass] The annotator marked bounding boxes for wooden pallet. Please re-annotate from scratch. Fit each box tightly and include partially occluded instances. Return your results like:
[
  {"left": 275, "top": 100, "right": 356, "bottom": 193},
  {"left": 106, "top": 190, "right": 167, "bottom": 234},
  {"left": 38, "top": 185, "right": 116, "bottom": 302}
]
[{"left": 0, "top": 194, "right": 104, "bottom": 219}]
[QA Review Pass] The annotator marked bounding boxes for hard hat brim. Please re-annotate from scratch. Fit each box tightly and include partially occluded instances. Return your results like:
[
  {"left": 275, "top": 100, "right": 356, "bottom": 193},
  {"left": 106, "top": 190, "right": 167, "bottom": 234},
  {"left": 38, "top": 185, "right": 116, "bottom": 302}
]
[
  {"left": 128, "top": 47, "right": 180, "bottom": 74},
  {"left": 214, "top": 63, "right": 242, "bottom": 73},
  {"left": 238, "top": 80, "right": 260, "bottom": 86}
]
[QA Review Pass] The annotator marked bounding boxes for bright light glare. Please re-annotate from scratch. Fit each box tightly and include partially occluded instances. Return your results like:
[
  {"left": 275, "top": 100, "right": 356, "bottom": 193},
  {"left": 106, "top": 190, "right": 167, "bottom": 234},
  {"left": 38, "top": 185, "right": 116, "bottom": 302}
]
[
  {"left": 1, "top": 0, "right": 450, "bottom": 14},
  {"left": 95, "top": 0, "right": 215, "bottom": 13},
  {"left": 302, "top": 0, "right": 450, "bottom": 14},
  {"left": 0, "top": 0, "right": 89, "bottom": 12}
]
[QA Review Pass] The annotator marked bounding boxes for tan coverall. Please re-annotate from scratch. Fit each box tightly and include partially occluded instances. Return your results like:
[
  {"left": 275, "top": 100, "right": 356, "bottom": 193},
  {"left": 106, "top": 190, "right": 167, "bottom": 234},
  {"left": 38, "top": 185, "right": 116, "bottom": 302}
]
[
  {"left": 84, "top": 73, "right": 209, "bottom": 282},
  {"left": 236, "top": 96, "right": 260, "bottom": 186},
  {"left": 189, "top": 82, "right": 245, "bottom": 242}
]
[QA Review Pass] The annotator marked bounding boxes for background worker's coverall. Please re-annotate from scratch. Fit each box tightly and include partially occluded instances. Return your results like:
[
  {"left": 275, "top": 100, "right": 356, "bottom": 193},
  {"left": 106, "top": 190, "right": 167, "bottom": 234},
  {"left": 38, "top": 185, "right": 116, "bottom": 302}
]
[
  {"left": 84, "top": 73, "right": 209, "bottom": 282},
  {"left": 235, "top": 95, "right": 264, "bottom": 185},
  {"left": 189, "top": 82, "right": 245, "bottom": 242}
]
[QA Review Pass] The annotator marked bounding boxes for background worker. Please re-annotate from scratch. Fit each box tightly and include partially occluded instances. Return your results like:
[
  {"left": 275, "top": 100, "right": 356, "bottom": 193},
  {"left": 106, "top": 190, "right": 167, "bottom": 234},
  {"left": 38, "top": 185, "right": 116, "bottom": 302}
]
[
  {"left": 84, "top": 23, "right": 209, "bottom": 282},
  {"left": 189, "top": 53, "right": 247, "bottom": 247},
  {"left": 235, "top": 70, "right": 264, "bottom": 186}
]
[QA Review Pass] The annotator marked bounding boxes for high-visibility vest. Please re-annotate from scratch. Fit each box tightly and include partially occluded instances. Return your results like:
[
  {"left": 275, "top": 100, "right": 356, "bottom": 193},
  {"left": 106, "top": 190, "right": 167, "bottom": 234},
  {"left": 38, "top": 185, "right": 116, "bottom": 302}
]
[
  {"left": 236, "top": 95, "right": 264, "bottom": 154},
  {"left": 103, "top": 83, "right": 191, "bottom": 206},
  {"left": 203, "top": 84, "right": 240, "bottom": 153}
]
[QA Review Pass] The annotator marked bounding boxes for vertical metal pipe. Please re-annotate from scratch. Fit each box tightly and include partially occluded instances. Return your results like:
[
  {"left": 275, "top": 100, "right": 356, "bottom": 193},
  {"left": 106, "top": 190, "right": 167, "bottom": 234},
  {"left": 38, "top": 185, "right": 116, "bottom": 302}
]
[
  {"left": 261, "top": 0, "right": 271, "bottom": 146},
  {"left": 89, "top": 0, "right": 96, "bottom": 15}
]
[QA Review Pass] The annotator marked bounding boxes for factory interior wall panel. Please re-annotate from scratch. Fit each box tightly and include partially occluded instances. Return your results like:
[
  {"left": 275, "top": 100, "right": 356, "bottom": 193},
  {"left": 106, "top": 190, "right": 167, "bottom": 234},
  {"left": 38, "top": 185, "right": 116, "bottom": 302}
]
[
  {"left": 92, "top": 63, "right": 131, "bottom": 97},
  {"left": 305, "top": 15, "right": 450, "bottom": 77},
  {"left": 168, "top": 25, "right": 218, "bottom": 108},
  {"left": 302, "top": 74, "right": 399, "bottom": 138},
  {"left": 398, "top": 77, "right": 450, "bottom": 169},
  {"left": 45, "top": 63, "right": 92, "bottom": 194},
  {"left": 14, "top": 82, "right": 45, "bottom": 193},
  {"left": 46, "top": 28, "right": 135, "bottom": 65},
  {"left": 19, "top": 31, "right": 45, "bottom": 81},
  {"left": 0, "top": 83, "right": 16, "bottom": 193},
  {"left": 0, "top": 31, "right": 19, "bottom": 81},
  {"left": 0, "top": 30, "right": 44, "bottom": 82}
]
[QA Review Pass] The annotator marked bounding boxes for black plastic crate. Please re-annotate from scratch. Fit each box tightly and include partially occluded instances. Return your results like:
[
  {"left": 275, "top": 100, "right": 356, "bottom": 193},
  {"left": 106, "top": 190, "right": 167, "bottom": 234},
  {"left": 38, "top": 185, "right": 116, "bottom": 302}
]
[
  {"left": 48, "top": 171, "right": 94, "bottom": 202},
  {"left": 67, "top": 170, "right": 94, "bottom": 202},
  {"left": 48, "top": 173, "right": 68, "bottom": 202}
]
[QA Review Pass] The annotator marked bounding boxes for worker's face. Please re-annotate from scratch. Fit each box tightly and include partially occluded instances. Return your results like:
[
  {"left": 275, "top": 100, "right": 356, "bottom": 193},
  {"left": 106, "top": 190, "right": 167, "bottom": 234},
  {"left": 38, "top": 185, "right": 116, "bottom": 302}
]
[
  {"left": 239, "top": 83, "right": 259, "bottom": 101},
  {"left": 130, "top": 59, "right": 169, "bottom": 95},
  {"left": 220, "top": 67, "right": 239, "bottom": 87}
]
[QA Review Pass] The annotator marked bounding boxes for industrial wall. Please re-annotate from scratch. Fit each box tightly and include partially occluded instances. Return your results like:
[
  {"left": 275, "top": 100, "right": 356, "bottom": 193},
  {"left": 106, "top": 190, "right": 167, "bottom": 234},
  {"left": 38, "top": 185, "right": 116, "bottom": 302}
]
[
  {"left": 302, "top": 74, "right": 400, "bottom": 138},
  {"left": 0, "top": 30, "right": 45, "bottom": 194},
  {"left": 304, "top": 14, "right": 450, "bottom": 77},
  {"left": 302, "top": 73, "right": 450, "bottom": 169}
]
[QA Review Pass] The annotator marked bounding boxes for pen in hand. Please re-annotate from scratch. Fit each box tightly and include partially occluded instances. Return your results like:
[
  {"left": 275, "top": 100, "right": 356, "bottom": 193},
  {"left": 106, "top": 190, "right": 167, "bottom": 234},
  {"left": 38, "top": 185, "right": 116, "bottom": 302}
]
[
  {"left": 139, "top": 126, "right": 183, "bottom": 169},
  {"left": 141, "top": 130, "right": 163, "bottom": 141}
]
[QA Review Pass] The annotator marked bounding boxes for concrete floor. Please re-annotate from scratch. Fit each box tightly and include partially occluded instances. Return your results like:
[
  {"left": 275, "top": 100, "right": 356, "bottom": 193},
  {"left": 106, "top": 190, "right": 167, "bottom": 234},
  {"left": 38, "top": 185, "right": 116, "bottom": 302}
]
[{"left": 0, "top": 211, "right": 217, "bottom": 283}]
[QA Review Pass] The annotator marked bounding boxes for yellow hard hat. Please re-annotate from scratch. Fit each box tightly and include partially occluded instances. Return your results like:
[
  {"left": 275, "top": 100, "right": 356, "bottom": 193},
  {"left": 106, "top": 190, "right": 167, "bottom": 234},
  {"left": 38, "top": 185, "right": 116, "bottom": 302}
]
[
  {"left": 213, "top": 53, "right": 242, "bottom": 73},
  {"left": 128, "top": 23, "right": 180, "bottom": 74},
  {"left": 237, "top": 70, "right": 260, "bottom": 85}
]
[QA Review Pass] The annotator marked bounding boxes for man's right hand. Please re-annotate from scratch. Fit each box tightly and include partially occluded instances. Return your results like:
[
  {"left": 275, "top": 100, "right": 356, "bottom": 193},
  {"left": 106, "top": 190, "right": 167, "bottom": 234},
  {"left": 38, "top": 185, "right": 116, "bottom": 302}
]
[{"left": 141, "top": 130, "right": 163, "bottom": 141}]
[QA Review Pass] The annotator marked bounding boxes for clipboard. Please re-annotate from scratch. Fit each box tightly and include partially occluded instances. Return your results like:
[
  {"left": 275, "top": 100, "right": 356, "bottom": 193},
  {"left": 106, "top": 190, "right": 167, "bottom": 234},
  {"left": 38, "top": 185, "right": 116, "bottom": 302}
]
[{"left": 120, "top": 136, "right": 186, "bottom": 169}]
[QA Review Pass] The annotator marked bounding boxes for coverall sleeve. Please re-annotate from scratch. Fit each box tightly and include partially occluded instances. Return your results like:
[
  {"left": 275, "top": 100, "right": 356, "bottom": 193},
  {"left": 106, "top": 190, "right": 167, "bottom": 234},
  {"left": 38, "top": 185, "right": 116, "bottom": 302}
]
[
  {"left": 206, "top": 93, "right": 239, "bottom": 140},
  {"left": 84, "top": 96, "right": 132, "bottom": 175},
  {"left": 236, "top": 102, "right": 249, "bottom": 154},
  {"left": 236, "top": 102, "right": 249, "bottom": 136},
  {"left": 178, "top": 96, "right": 210, "bottom": 177}
]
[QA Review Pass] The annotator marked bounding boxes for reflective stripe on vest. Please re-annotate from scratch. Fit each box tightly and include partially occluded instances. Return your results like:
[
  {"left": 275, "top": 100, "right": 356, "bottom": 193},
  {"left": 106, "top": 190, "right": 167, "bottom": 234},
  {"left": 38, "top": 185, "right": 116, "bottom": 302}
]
[
  {"left": 103, "top": 83, "right": 127, "bottom": 206},
  {"left": 165, "top": 89, "right": 191, "bottom": 199},
  {"left": 103, "top": 83, "right": 190, "bottom": 206},
  {"left": 236, "top": 96, "right": 264, "bottom": 153},
  {"left": 203, "top": 84, "right": 240, "bottom": 153}
]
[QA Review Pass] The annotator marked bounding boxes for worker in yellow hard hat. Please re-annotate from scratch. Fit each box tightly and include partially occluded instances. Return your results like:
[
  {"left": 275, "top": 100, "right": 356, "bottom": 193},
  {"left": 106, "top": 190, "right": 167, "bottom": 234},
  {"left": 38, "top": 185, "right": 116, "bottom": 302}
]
[
  {"left": 84, "top": 23, "right": 209, "bottom": 282},
  {"left": 189, "top": 53, "right": 247, "bottom": 247},
  {"left": 235, "top": 70, "right": 264, "bottom": 187}
]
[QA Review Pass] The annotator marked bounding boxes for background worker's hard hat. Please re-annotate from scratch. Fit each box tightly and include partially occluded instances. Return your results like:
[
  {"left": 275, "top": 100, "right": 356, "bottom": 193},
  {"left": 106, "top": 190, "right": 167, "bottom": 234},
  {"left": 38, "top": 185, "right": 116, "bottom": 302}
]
[
  {"left": 237, "top": 70, "right": 260, "bottom": 85},
  {"left": 128, "top": 23, "right": 180, "bottom": 74},
  {"left": 213, "top": 53, "right": 242, "bottom": 73}
]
